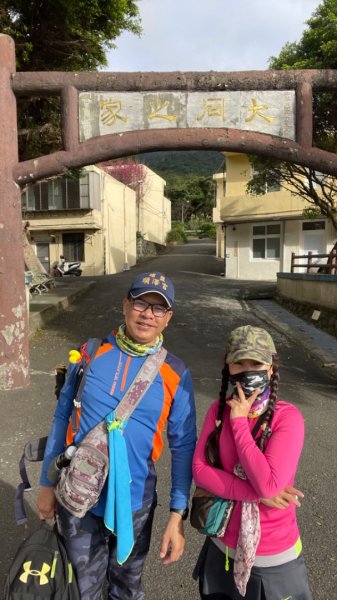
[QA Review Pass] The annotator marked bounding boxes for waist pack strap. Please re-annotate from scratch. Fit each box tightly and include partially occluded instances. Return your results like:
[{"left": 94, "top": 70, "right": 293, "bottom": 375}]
[{"left": 114, "top": 347, "right": 167, "bottom": 423}]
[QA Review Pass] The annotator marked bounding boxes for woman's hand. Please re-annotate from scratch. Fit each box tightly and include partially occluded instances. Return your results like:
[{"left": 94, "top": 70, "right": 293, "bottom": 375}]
[
  {"left": 226, "top": 382, "right": 260, "bottom": 419},
  {"left": 260, "top": 485, "right": 304, "bottom": 509}
]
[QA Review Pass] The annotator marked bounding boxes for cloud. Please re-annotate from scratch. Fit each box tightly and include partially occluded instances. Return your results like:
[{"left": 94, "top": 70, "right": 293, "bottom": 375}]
[{"left": 106, "top": 0, "right": 320, "bottom": 72}]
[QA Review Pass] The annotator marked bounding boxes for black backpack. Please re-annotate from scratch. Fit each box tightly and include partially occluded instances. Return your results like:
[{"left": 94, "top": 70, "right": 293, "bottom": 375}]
[{"left": 3, "top": 522, "right": 80, "bottom": 599}]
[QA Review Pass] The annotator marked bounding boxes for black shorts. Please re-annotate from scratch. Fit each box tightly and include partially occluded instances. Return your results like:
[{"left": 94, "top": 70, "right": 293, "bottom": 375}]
[{"left": 193, "top": 538, "right": 313, "bottom": 600}]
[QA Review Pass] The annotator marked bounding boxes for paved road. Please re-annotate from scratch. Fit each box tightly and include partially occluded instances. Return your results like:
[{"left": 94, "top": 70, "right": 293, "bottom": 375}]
[{"left": 1, "top": 240, "right": 336, "bottom": 598}]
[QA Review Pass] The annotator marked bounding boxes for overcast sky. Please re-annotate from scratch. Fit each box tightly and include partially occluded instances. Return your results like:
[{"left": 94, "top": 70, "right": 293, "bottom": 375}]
[{"left": 106, "top": 0, "right": 320, "bottom": 72}]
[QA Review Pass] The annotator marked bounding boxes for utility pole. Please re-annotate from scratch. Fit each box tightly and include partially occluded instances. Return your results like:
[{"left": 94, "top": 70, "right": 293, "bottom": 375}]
[{"left": 123, "top": 186, "right": 130, "bottom": 271}]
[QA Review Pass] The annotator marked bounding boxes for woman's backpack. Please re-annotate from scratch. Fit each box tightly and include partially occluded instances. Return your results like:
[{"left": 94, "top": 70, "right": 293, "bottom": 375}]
[{"left": 3, "top": 522, "right": 80, "bottom": 599}]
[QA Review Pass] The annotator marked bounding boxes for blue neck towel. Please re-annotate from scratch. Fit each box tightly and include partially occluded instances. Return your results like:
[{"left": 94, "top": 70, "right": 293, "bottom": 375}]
[{"left": 104, "top": 411, "right": 134, "bottom": 564}]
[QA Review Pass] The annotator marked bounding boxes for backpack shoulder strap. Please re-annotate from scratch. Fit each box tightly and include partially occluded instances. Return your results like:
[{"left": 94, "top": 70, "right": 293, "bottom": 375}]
[
  {"left": 72, "top": 338, "right": 102, "bottom": 407},
  {"left": 70, "top": 338, "right": 102, "bottom": 434}
]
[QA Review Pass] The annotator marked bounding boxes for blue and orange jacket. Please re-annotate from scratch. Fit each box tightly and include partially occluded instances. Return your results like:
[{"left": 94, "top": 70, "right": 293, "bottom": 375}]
[{"left": 40, "top": 331, "right": 197, "bottom": 514}]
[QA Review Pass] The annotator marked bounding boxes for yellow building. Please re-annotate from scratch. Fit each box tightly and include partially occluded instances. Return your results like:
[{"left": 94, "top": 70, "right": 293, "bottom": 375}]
[
  {"left": 21, "top": 165, "right": 171, "bottom": 275},
  {"left": 213, "top": 153, "right": 336, "bottom": 280}
]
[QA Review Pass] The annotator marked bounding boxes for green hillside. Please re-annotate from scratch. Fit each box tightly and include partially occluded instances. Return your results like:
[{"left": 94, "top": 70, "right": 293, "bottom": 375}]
[{"left": 139, "top": 150, "right": 225, "bottom": 178}]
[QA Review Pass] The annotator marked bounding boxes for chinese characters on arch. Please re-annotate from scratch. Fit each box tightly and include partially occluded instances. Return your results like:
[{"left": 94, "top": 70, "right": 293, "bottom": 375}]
[{"left": 79, "top": 90, "right": 295, "bottom": 141}]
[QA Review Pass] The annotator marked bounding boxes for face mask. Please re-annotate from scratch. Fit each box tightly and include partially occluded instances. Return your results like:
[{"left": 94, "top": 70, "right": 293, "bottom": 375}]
[{"left": 229, "top": 370, "right": 270, "bottom": 398}]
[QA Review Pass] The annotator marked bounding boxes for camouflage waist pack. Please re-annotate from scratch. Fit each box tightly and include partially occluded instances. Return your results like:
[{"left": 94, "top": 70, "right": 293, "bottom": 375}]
[{"left": 55, "top": 420, "right": 109, "bottom": 518}]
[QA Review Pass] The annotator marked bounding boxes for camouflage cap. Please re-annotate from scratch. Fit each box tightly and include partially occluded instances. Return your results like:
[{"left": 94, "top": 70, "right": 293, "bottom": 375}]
[{"left": 225, "top": 325, "right": 276, "bottom": 365}]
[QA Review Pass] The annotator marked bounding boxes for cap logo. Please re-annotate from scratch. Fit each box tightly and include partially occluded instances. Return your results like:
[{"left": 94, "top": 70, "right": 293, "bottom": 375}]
[{"left": 142, "top": 274, "right": 169, "bottom": 291}]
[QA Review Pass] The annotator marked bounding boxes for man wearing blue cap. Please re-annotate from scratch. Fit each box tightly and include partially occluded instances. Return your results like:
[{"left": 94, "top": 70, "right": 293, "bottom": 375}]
[{"left": 37, "top": 271, "right": 197, "bottom": 600}]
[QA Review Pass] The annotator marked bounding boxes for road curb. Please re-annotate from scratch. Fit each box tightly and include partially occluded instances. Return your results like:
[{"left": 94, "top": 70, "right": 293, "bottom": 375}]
[
  {"left": 250, "top": 302, "right": 337, "bottom": 380},
  {"left": 29, "top": 281, "right": 96, "bottom": 335}
]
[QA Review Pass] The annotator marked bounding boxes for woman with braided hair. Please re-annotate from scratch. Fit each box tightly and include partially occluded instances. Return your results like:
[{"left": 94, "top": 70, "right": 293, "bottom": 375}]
[{"left": 192, "top": 325, "right": 312, "bottom": 600}]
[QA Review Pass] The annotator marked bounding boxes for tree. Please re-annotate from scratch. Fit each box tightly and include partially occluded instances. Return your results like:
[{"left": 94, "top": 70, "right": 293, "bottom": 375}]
[
  {"left": 98, "top": 159, "right": 149, "bottom": 235},
  {"left": 247, "top": 155, "right": 337, "bottom": 231},
  {"left": 165, "top": 175, "right": 215, "bottom": 222},
  {"left": 248, "top": 0, "right": 337, "bottom": 230},
  {"left": 99, "top": 159, "right": 146, "bottom": 189},
  {"left": 0, "top": 0, "right": 141, "bottom": 160},
  {"left": 98, "top": 159, "right": 149, "bottom": 203},
  {"left": 269, "top": 0, "right": 337, "bottom": 152}
]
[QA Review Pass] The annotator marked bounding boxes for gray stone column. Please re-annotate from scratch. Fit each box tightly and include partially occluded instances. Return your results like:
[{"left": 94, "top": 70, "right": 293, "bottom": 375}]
[{"left": 0, "top": 34, "right": 30, "bottom": 390}]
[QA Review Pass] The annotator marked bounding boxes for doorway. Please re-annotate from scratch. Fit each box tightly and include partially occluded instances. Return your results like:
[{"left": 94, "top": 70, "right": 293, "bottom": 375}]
[
  {"left": 301, "top": 221, "right": 325, "bottom": 272},
  {"left": 36, "top": 242, "right": 50, "bottom": 274}
]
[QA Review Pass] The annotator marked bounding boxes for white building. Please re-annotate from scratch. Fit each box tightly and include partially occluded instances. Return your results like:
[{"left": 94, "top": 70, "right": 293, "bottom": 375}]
[{"left": 21, "top": 164, "right": 171, "bottom": 275}]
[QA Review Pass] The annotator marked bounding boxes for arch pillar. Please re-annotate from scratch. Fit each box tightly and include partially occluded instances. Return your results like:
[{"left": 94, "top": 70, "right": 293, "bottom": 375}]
[{"left": 0, "top": 34, "right": 30, "bottom": 390}]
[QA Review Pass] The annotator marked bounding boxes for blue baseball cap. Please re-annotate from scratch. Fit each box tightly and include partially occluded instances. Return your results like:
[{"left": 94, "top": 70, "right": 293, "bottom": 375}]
[{"left": 128, "top": 272, "right": 175, "bottom": 308}]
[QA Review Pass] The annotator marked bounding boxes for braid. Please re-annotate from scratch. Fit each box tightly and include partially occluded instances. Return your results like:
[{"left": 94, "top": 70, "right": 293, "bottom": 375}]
[
  {"left": 257, "top": 355, "right": 280, "bottom": 450},
  {"left": 205, "top": 363, "right": 230, "bottom": 467}
]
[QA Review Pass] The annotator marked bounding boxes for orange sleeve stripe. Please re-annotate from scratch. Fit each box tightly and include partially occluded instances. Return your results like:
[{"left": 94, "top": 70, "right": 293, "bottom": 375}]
[
  {"left": 95, "top": 342, "right": 113, "bottom": 358},
  {"left": 151, "top": 362, "right": 180, "bottom": 462},
  {"left": 65, "top": 344, "right": 113, "bottom": 445}
]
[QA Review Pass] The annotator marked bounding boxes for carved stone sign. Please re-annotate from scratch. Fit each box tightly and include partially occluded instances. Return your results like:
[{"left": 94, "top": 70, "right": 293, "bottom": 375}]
[{"left": 79, "top": 90, "right": 296, "bottom": 141}]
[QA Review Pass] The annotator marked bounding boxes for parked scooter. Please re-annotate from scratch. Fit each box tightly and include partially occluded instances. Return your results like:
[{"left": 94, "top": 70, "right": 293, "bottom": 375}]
[{"left": 51, "top": 255, "right": 82, "bottom": 277}]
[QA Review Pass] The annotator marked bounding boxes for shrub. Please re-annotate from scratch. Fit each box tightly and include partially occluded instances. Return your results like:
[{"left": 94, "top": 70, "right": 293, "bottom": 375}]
[
  {"left": 198, "top": 223, "right": 216, "bottom": 239},
  {"left": 166, "top": 225, "right": 187, "bottom": 244}
]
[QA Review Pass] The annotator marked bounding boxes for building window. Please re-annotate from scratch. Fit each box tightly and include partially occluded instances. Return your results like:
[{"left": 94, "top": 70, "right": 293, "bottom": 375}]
[
  {"left": 21, "top": 173, "right": 90, "bottom": 211},
  {"left": 79, "top": 175, "right": 90, "bottom": 208},
  {"left": 302, "top": 221, "right": 325, "bottom": 231},
  {"left": 48, "top": 179, "right": 64, "bottom": 209},
  {"left": 252, "top": 224, "right": 281, "bottom": 259},
  {"left": 26, "top": 187, "right": 38, "bottom": 210},
  {"left": 251, "top": 168, "right": 281, "bottom": 194},
  {"left": 67, "top": 178, "right": 81, "bottom": 209},
  {"left": 62, "top": 232, "right": 85, "bottom": 262}
]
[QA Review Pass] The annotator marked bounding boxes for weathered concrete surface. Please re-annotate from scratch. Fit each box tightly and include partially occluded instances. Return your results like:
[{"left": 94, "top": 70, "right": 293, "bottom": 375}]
[{"left": 0, "top": 34, "right": 29, "bottom": 391}]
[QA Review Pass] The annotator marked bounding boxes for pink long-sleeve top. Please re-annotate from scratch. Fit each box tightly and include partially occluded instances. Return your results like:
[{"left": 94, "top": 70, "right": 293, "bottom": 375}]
[{"left": 192, "top": 399, "right": 305, "bottom": 555}]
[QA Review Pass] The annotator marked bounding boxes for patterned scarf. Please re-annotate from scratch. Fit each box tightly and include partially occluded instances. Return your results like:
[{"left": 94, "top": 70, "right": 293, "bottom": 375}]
[
  {"left": 233, "top": 464, "right": 261, "bottom": 596},
  {"left": 231, "top": 386, "right": 274, "bottom": 594},
  {"left": 115, "top": 323, "right": 163, "bottom": 356}
]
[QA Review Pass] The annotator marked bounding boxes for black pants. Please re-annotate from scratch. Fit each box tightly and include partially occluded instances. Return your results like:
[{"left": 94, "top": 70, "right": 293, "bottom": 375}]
[{"left": 57, "top": 497, "right": 157, "bottom": 600}]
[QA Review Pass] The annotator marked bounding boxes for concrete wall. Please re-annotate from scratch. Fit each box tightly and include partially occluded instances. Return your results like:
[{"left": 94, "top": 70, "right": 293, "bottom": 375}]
[
  {"left": 220, "top": 154, "right": 313, "bottom": 221},
  {"left": 277, "top": 273, "right": 337, "bottom": 311},
  {"left": 138, "top": 169, "right": 170, "bottom": 245},
  {"left": 225, "top": 222, "right": 281, "bottom": 280},
  {"left": 101, "top": 174, "right": 136, "bottom": 274}
]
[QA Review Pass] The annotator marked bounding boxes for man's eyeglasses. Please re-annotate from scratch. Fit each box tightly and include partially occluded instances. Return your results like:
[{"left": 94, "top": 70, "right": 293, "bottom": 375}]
[{"left": 130, "top": 297, "right": 170, "bottom": 318}]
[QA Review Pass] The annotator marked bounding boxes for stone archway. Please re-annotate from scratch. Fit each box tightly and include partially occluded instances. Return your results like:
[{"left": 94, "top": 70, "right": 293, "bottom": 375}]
[{"left": 2, "top": 31, "right": 337, "bottom": 389}]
